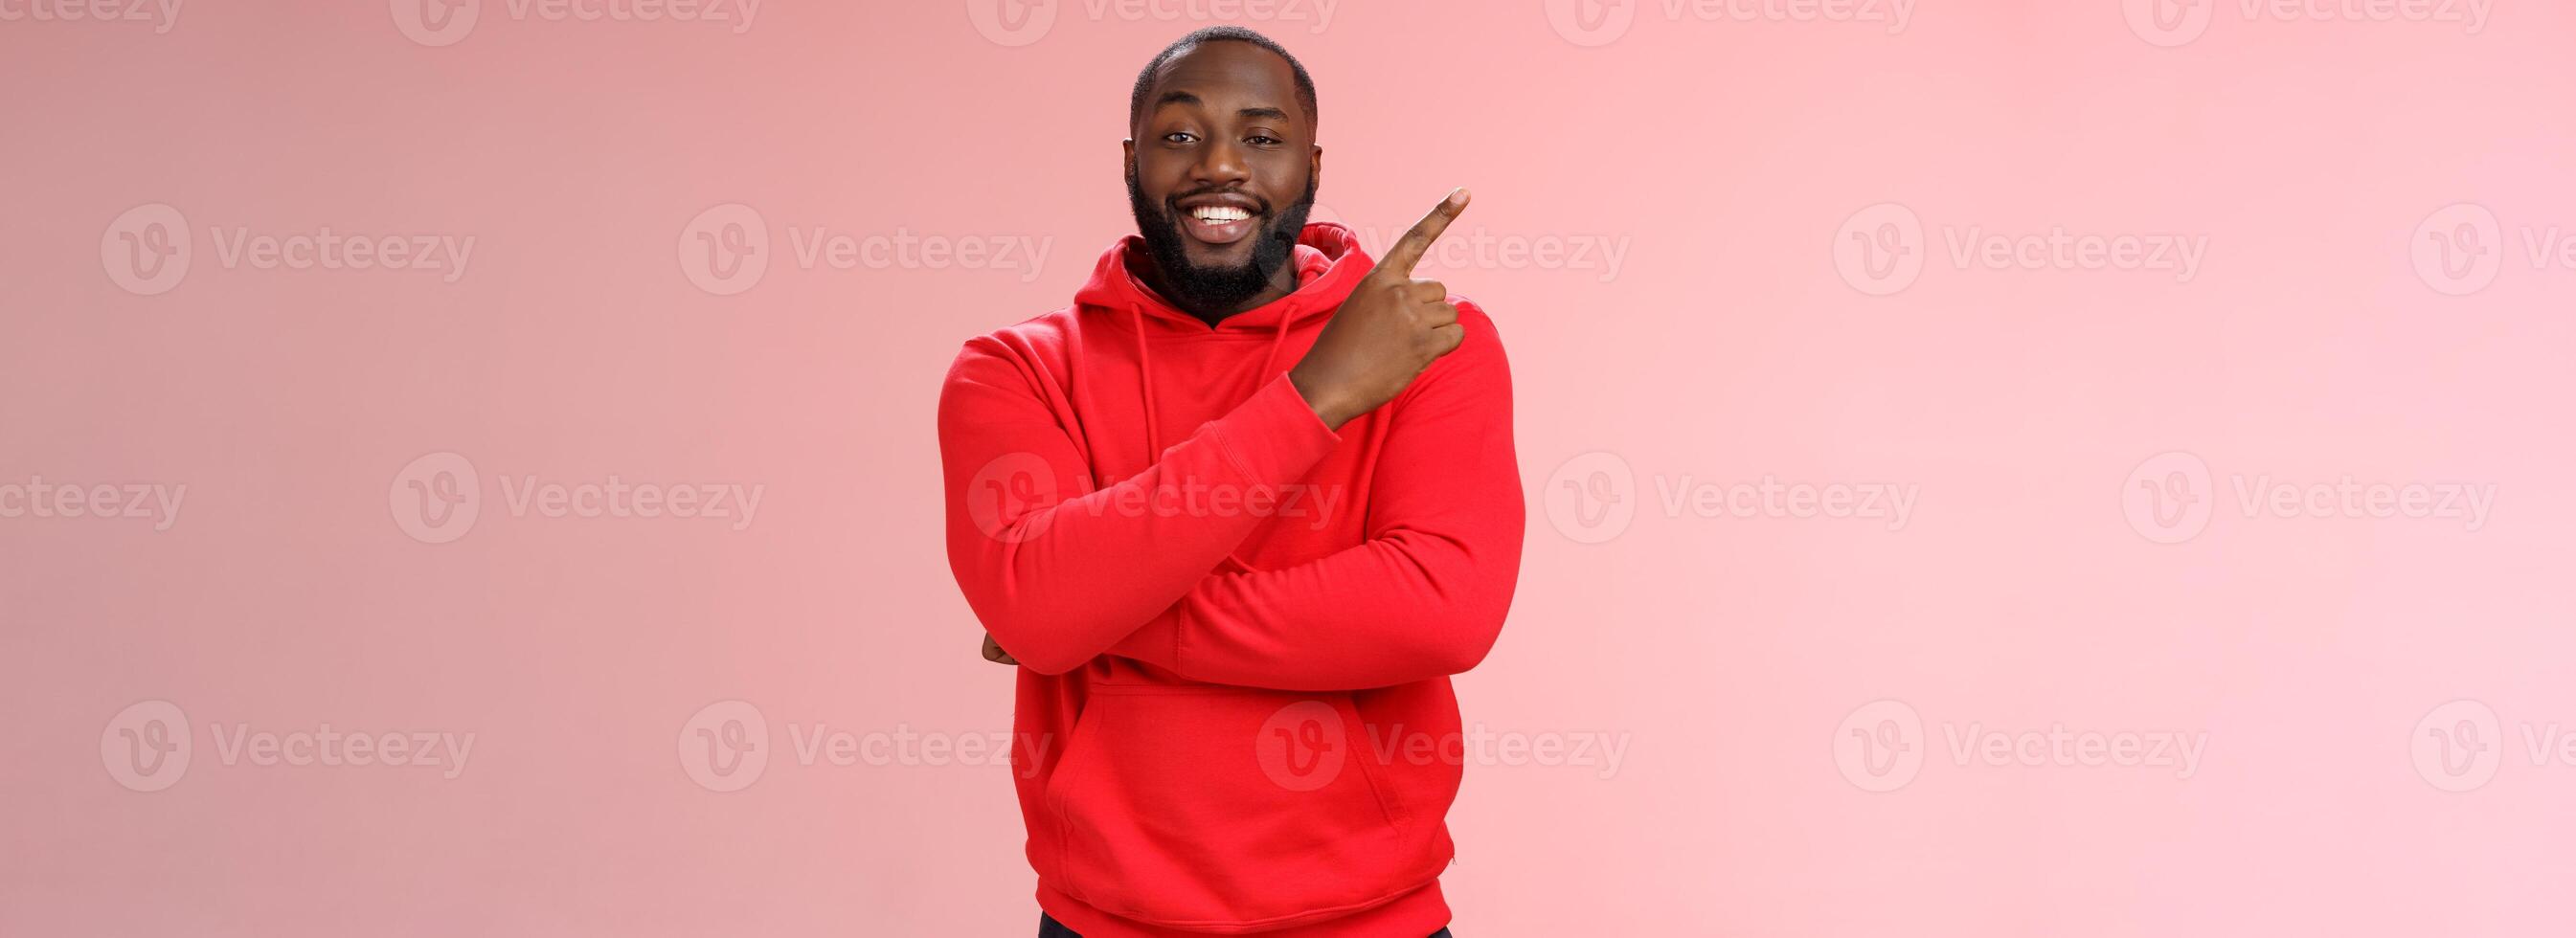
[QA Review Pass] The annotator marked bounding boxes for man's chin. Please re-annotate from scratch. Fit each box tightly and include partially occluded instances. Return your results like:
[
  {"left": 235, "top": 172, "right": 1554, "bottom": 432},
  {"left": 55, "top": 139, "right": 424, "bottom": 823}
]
[{"left": 1178, "top": 242, "right": 1258, "bottom": 269}]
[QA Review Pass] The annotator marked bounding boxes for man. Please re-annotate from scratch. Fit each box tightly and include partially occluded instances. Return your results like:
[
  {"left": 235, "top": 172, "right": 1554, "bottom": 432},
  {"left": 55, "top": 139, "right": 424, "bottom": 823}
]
[{"left": 938, "top": 27, "right": 1523, "bottom": 937}]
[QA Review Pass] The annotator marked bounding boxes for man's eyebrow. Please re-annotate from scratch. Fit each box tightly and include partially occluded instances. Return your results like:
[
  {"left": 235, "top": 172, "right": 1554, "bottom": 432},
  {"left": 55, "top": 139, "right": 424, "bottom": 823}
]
[{"left": 1149, "top": 93, "right": 1292, "bottom": 123}]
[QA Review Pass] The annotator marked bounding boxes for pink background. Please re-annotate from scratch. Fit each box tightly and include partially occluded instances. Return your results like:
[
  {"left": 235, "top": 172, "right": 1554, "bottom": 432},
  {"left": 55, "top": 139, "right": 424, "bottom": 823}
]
[{"left": 7, "top": 1, "right": 2574, "bottom": 935}]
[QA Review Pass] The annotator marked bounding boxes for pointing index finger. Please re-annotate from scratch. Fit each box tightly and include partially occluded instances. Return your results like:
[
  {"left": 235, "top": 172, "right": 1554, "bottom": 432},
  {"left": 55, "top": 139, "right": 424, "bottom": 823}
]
[{"left": 1378, "top": 188, "right": 1471, "bottom": 278}]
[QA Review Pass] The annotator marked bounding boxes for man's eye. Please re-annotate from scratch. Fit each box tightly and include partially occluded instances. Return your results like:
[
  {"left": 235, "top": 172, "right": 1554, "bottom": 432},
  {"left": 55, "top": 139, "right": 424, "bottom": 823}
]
[
  {"left": 1247, "top": 134, "right": 1280, "bottom": 145},
  {"left": 1164, "top": 132, "right": 1197, "bottom": 145}
]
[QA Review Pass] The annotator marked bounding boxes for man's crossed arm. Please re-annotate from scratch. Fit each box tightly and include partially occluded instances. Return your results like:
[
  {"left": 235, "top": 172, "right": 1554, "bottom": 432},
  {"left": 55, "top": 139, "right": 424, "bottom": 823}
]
[{"left": 938, "top": 191, "right": 1525, "bottom": 692}]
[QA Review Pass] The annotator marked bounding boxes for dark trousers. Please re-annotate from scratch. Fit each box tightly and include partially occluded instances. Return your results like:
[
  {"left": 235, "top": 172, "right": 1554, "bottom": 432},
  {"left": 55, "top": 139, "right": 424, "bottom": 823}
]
[{"left": 1041, "top": 913, "right": 1452, "bottom": 937}]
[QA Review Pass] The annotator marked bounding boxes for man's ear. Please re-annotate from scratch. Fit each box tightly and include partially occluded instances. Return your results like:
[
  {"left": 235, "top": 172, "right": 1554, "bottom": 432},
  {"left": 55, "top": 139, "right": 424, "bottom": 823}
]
[
  {"left": 1310, "top": 144, "right": 1322, "bottom": 190},
  {"left": 1122, "top": 137, "right": 1136, "bottom": 176}
]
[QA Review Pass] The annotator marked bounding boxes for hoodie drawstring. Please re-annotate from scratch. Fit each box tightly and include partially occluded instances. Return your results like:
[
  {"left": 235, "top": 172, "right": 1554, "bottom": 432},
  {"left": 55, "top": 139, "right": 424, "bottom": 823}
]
[
  {"left": 1131, "top": 304, "right": 1161, "bottom": 461},
  {"left": 1254, "top": 311, "right": 1294, "bottom": 395}
]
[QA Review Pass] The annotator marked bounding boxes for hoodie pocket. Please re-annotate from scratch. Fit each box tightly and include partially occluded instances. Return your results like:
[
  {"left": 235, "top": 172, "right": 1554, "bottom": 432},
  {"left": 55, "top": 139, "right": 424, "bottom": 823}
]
[{"left": 1044, "top": 684, "right": 1432, "bottom": 928}]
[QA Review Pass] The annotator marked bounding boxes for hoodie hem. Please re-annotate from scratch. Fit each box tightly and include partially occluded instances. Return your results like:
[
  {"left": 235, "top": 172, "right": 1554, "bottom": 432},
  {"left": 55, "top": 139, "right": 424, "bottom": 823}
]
[{"left": 1035, "top": 878, "right": 1449, "bottom": 938}]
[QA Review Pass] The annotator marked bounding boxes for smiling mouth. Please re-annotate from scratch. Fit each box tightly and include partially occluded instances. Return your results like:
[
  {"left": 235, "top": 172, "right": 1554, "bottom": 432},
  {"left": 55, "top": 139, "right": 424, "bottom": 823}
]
[{"left": 1179, "top": 203, "right": 1260, "bottom": 246}]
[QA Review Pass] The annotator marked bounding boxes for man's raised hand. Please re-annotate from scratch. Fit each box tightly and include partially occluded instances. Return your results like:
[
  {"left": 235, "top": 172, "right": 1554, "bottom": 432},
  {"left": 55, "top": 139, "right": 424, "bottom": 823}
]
[{"left": 1288, "top": 189, "right": 1472, "bottom": 431}]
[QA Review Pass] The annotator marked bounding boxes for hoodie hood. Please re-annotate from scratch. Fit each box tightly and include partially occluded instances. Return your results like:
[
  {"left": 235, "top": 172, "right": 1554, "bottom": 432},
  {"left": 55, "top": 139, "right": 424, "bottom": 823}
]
[{"left": 1072, "top": 222, "right": 1375, "bottom": 472}]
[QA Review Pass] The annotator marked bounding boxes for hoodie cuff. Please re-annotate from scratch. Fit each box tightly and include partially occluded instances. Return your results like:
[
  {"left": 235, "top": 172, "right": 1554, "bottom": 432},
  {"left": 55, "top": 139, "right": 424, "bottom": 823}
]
[
  {"left": 1209, "top": 371, "right": 1341, "bottom": 486},
  {"left": 1108, "top": 603, "right": 1183, "bottom": 668}
]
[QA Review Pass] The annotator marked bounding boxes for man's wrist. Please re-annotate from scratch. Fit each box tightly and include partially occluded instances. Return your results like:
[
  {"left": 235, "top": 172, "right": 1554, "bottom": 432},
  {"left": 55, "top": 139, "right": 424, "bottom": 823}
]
[{"left": 1287, "top": 369, "right": 1354, "bottom": 431}]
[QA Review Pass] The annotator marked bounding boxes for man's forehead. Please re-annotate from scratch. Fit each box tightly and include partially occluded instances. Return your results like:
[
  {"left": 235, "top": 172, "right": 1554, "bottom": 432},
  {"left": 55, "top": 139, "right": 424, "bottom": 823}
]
[{"left": 1146, "top": 42, "right": 1300, "bottom": 114}]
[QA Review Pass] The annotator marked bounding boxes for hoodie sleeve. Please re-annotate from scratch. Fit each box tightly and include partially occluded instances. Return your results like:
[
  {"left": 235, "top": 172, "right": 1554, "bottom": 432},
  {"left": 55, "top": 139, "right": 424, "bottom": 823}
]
[
  {"left": 1107, "top": 302, "right": 1525, "bottom": 691},
  {"left": 938, "top": 333, "right": 1342, "bottom": 676}
]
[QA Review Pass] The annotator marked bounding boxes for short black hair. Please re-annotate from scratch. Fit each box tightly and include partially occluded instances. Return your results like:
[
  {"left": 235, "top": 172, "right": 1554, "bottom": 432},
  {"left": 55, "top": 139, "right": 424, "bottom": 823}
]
[{"left": 1129, "top": 27, "right": 1318, "bottom": 133}]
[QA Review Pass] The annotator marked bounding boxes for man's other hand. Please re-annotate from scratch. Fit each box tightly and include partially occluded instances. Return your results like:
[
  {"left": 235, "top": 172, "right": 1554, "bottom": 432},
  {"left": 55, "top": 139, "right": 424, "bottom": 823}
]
[{"left": 982, "top": 632, "right": 1019, "bottom": 665}]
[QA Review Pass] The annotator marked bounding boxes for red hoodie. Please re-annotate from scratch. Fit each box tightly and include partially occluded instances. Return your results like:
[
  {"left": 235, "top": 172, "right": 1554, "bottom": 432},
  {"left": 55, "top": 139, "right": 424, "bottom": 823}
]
[{"left": 938, "top": 222, "right": 1524, "bottom": 936}]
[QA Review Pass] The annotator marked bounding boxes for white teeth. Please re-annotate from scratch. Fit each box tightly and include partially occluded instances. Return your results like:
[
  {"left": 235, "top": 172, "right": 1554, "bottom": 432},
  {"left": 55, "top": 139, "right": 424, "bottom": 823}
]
[{"left": 1190, "top": 206, "right": 1251, "bottom": 223}]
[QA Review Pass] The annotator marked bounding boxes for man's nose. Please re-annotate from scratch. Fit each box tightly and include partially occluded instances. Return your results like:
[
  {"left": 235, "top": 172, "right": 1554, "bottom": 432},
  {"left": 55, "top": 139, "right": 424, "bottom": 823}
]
[{"left": 1188, "top": 138, "right": 1251, "bottom": 189}]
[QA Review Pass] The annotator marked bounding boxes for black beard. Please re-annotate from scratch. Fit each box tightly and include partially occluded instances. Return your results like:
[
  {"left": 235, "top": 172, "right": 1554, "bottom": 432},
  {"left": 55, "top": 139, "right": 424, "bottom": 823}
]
[{"left": 1127, "top": 168, "right": 1316, "bottom": 324}]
